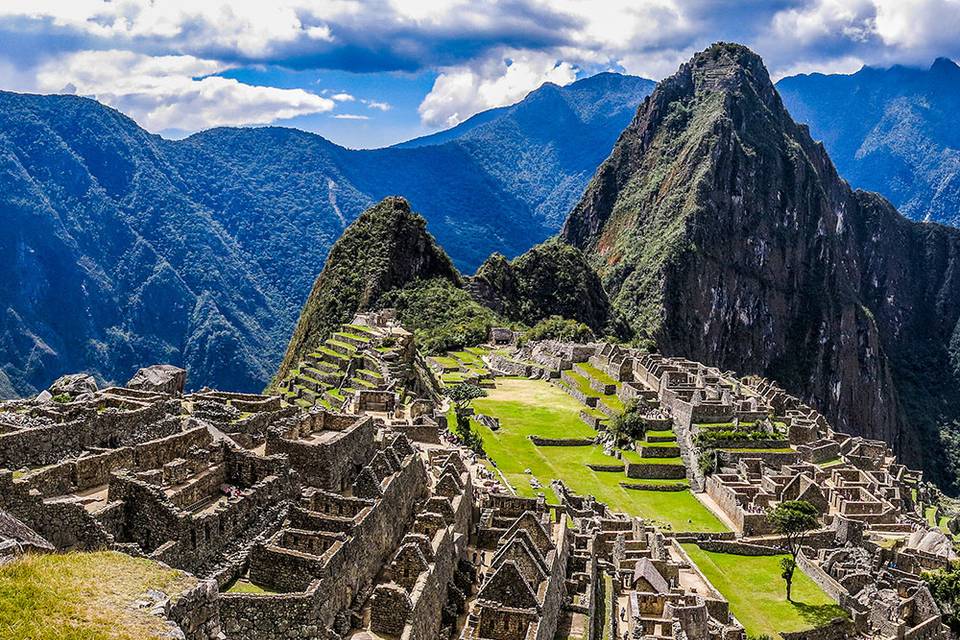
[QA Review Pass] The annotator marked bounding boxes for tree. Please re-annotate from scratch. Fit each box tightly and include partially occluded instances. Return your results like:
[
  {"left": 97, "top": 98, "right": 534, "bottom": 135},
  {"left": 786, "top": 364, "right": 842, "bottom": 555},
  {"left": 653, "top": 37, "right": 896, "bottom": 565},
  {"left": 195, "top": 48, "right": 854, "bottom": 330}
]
[
  {"left": 767, "top": 500, "right": 820, "bottom": 601},
  {"left": 607, "top": 401, "right": 646, "bottom": 447},
  {"left": 923, "top": 561, "right": 960, "bottom": 633},
  {"left": 445, "top": 383, "right": 487, "bottom": 413}
]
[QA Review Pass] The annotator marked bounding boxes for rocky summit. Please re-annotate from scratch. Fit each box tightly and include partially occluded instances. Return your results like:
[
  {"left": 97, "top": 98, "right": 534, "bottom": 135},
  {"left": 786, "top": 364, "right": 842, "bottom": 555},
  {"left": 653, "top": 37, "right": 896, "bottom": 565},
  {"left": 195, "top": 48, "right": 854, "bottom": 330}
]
[{"left": 563, "top": 43, "right": 960, "bottom": 489}]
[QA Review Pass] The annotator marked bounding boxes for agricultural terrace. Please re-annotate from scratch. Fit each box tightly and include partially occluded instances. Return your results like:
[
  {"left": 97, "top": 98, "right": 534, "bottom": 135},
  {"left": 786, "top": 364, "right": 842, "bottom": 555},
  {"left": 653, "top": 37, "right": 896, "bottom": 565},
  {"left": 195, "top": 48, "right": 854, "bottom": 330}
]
[
  {"left": 682, "top": 544, "right": 847, "bottom": 638},
  {"left": 467, "top": 377, "right": 727, "bottom": 533}
]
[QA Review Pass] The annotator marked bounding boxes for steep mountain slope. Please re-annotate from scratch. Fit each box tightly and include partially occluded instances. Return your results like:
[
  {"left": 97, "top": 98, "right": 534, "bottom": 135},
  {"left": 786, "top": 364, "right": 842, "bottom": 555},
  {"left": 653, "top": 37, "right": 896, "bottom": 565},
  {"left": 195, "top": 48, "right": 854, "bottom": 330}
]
[
  {"left": 0, "top": 73, "right": 653, "bottom": 397},
  {"left": 275, "top": 196, "right": 461, "bottom": 383},
  {"left": 563, "top": 43, "right": 960, "bottom": 487},
  {"left": 0, "top": 93, "right": 284, "bottom": 397},
  {"left": 777, "top": 58, "right": 960, "bottom": 226}
]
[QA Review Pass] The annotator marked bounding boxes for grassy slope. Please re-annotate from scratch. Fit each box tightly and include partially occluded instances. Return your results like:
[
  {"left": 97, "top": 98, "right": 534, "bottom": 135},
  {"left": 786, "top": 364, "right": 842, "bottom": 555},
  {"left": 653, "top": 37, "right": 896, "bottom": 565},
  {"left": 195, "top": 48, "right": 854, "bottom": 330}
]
[
  {"left": 472, "top": 378, "right": 727, "bottom": 532},
  {"left": 0, "top": 551, "right": 196, "bottom": 640},
  {"left": 682, "top": 544, "right": 847, "bottom": 638}
]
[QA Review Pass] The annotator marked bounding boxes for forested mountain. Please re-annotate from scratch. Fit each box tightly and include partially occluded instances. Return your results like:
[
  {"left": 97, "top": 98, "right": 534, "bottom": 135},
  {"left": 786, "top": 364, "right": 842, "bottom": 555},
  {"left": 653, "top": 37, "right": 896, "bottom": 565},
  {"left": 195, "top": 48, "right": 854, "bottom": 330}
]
[
  {"left": 0, "top": 73, "right": 653, "bottom": 397},
  {"left": 778, "top": 58, "right": 960, "bottom": 226}
]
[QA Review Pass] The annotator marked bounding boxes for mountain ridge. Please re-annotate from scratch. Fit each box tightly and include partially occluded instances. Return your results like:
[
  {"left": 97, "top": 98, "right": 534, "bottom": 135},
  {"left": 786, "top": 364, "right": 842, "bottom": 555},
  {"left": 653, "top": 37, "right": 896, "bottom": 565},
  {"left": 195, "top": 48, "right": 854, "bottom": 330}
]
[
  {"left": 777, "top": 56, "right": 960, "bottom": 226},
  {"left": 0, "top": 73, "right": 654, "bottom": 398}
]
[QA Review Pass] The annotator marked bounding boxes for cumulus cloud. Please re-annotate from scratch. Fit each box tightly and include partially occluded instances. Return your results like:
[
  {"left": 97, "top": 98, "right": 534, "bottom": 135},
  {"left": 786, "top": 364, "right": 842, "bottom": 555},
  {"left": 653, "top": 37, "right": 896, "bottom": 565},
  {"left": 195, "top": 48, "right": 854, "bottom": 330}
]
[
  {"left": 32, "top": 50, "right": 334, "bottom": 131},
  {"left": 419, "top": 51, "right": 577, "bottom": 127},
  {"left": 330, "top": 92, "right": 355, "bottom": 101},
  {"left": 3, "top": 1, "right": 960, "bottom": 133}
]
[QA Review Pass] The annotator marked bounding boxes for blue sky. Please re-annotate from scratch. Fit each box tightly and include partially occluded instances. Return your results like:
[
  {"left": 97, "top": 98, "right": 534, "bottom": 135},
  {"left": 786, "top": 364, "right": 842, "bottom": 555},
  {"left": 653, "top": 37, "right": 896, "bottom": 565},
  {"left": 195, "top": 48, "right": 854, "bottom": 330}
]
[{"left": 1, "top": 1, "right": 959, "bottom": 148}]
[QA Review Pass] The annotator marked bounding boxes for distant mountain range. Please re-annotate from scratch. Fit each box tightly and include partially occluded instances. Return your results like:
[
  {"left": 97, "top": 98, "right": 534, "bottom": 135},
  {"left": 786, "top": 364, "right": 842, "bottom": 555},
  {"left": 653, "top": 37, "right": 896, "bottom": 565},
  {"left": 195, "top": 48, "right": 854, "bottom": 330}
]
[
  {"left": 4, "top": 54, "right": 960, "bottom": 401},
  {"left": 0, "top": 73, "right": 655, "bottom": 397},
  {"left": 778, "top": 57, "right": 960, "bottom": 226}
]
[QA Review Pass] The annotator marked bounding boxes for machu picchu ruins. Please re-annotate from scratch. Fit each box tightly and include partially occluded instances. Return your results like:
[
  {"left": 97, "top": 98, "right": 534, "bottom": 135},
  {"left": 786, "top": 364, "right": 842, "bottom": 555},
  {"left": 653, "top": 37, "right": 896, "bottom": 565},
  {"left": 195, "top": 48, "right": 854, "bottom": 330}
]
[{"left": 2, "top": 308, "right": 957, "bottom": 640}]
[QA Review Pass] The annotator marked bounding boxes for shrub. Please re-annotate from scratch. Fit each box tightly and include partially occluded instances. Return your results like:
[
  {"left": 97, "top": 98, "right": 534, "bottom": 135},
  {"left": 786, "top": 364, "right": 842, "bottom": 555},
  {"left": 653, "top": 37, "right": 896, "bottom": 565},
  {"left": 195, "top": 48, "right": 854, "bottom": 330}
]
[
  {"left": 521, "top": 316, "right": 594, "bottom": 344},
  {"left": 381, "top": 278, "right": 502, "bottom": 354}
]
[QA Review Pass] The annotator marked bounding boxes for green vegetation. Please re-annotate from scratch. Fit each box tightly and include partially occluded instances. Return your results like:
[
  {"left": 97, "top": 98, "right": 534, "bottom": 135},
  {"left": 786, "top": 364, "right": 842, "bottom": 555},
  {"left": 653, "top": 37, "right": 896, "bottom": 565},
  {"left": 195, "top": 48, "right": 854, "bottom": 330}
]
[
  {"left": 602, "top": 572, "right": 613, "bottom": 640},
  {"left": 767, "top": 500, "right": 820, "bottom": 601},
  {"left": 682, "top": 544, "right": 847, "bottom": 638},
  {"left": 471, "top": 378, "right": 726, "bottom": 532},
  {"left": 274, "top": 197, "right": 461, "bottom": 385},
  {"left": 472, "top": 239, "right": 620, "bottom": 336},
  {"left": 922, "top": 561, "right": 960, "bottom": 633},
  {"left": 0, "top": 551, "right": 196, "bottom": 640},
  {"left": 225, "top": 579, "right": 275, "bottom": 595},
  {"left": 383, "top": 278, "right": 501, "bottom": 354},
  {"left": 523, "top": 316, "right": 594, "bottom": 344},
  {"left": 576, "top": 362, "right": 617, "bottom": 386}
]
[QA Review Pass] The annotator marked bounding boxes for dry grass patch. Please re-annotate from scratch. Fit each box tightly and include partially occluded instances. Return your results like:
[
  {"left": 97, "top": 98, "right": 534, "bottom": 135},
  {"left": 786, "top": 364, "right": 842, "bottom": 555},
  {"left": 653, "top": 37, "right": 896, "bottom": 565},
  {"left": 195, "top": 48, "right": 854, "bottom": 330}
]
[{"left": 0, "top": 551, "right": 196, "bottom": 640}]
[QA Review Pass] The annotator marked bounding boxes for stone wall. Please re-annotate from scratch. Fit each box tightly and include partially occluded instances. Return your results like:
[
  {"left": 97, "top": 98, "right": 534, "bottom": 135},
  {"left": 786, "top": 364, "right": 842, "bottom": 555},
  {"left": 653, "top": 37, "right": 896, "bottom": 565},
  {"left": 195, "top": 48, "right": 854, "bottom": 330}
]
[
  {"left": 0, "top": 470, "right": 113, "bottom": 550},
  {"left": 266, "top": 414, "right": 375, "bottom": 491},
  {"left": 220, "top": 588, "right": 322, "bottom": 640},
  {"left": 236, "top": 451, "right": 429, "bottom": 637},
  {"left": 624, "top": 462, "right": 687, "bottom": 480},
  {"left": 529, "top": 436, "right": 595, "bottom": 447},
  {"left": 0, "top": 401, "right": 180, "bottom": 468},
  {"left": 164, "top": 578, "right": 222, "bottom": 640},
  {"left": 389, "top": 423, "right": 440, "bottom": 444}
]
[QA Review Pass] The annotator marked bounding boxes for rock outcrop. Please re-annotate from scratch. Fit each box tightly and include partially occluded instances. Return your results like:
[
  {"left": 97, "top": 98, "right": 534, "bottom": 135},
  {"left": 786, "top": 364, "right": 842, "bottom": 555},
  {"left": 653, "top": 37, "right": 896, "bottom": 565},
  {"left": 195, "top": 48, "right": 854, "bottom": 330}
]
[
  {"left": 47, "top": 374, "right": 98, "bottom": 399},
  {"left": 127, "top": 365, "right": 187, "bottom": 396},
  {"left": 563, "top": 43, "right": 960, "bottom": 488}
]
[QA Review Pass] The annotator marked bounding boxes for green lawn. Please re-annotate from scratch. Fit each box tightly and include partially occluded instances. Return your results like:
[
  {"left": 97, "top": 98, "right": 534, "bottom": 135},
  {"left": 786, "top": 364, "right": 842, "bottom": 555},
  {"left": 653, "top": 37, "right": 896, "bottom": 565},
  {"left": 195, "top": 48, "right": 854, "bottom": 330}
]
[
  {"left": 682, "top": 544, "right": 847, "bottom": 638},
  {"left": 471, "top": 378, "right": 727, "bottom": 533},
  {"left": 0, "top": 551, "right": 196, "bottom": 640}
]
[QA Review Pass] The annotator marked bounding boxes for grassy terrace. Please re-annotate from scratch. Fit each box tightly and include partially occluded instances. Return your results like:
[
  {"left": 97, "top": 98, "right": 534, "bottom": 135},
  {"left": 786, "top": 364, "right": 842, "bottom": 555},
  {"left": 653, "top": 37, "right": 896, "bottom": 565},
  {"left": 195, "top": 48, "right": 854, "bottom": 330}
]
[
  {"left": 576, "top": 362, "right": 618, "bottom": 386},
  {"left": 0, "top": 551, "right": 196, "bottom": 640},
  {"left": 682, "top": 544, "right": 847, "bottom": 638},
  {"left": 470, "top": 378, "right": 727, "bottom": 533}
]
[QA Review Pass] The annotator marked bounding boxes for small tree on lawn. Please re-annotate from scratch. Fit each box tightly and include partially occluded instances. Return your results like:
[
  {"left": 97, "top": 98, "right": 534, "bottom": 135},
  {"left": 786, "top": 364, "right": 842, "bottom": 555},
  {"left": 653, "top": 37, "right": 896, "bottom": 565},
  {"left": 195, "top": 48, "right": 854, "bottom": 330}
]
[
  {"left": 445, "top": 383, "right": 487, "bottom": 419},
  {"left": 767, "top": 499, "right": 819, "bottom": 601},
  {"left": 607, "top": 401, "right": 646, "bottom": 447}
]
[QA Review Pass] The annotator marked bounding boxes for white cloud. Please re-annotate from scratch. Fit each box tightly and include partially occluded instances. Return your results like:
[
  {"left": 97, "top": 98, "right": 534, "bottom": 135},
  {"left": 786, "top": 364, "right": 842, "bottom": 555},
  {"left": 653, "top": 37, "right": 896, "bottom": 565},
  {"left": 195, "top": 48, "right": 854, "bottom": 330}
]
[
  {"left": 32, "top": 50, "right": 334, "bottom": 131},
  {"left": 332, "top": 113, "right": 370, "bottom": 120},
  {"left": 363, "top": 99, "right": 391, "bottom": 111},
  {"left": 331, "top": 92, "right": 355, "bottom": 101},
  {"left": 4, "top": 0, "right": 960, "bottom": 136},
  {"left": 419, "top": 51, "right": 577, "bottom": 127}
]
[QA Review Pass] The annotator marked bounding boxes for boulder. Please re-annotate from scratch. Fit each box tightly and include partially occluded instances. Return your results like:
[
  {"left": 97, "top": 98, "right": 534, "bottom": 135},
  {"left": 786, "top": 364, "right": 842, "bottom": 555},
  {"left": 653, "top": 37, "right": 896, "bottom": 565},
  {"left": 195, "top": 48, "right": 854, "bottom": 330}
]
[
  {"left": 126, "top": 365, "right": 186, "bottom": 396},
  {"left": 47, "top": 373, "right": 98, "bottom": 399}
]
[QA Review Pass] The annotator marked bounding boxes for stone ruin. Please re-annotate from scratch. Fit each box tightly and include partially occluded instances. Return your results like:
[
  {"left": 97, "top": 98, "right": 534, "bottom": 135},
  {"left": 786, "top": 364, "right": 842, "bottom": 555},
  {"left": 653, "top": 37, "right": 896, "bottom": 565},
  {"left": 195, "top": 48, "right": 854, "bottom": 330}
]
[{"left": 0, "top": 320, "right": 956, "bottom": 640}]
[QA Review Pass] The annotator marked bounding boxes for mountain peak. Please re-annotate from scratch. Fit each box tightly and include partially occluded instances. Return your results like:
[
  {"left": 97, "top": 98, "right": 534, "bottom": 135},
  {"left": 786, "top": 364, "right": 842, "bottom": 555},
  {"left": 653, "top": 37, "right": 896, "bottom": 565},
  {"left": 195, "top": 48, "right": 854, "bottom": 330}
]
[
  {"left": 274, "top": 196, "right": 460, "bottom": 384},
  {"left": 931, "top": 56, "right": 960, "bottom": 74}
]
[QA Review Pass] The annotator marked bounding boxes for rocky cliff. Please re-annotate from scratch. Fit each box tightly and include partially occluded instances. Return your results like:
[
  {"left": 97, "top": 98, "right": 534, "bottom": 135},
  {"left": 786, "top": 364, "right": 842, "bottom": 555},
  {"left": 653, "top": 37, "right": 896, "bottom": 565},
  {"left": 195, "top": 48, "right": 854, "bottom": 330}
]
[{"left": 563, "top": 43, "right": 960, "bottom": 487}]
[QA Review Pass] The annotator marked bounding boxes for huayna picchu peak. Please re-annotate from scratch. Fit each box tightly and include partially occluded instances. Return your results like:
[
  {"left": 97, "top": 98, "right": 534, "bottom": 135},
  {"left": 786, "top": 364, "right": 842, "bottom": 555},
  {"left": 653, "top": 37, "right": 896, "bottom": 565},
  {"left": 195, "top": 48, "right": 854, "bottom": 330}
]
[
  {"left": 9, "top": 25, "right": 960, "bottom": 640},
  {"left": 564, "top": 42, "right": 960, "bottom": 489}
]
